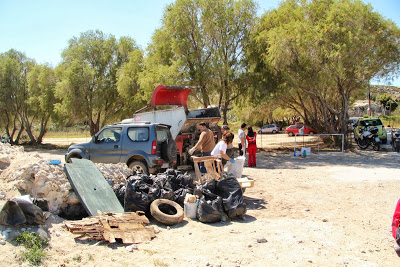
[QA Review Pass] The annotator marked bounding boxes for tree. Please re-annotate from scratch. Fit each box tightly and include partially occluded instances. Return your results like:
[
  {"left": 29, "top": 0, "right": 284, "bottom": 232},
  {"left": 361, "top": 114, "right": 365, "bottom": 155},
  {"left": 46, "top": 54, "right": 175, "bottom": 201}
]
[
  {"left": 378, "top": 94, "right": 398, "bottom": 114},
  {"left": 26, "top": 64, "right": 57, "bottom": 143},
  {"left": 0, "top": 50, "right": 33, "bottom": 144},
  {"left": 143, "top": 0, "right": 257, "bottom": 124},
  {"left": 55, "top": 30, "right": 140, "bottom": 135},
  {"left": 249, "top": 0, "right": 400, "bottom": 136}
]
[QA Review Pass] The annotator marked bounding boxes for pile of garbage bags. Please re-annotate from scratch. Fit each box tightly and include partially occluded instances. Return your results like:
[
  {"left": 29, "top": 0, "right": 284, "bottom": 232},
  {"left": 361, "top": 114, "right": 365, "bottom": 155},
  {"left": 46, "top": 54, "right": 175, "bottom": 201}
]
[{"left": 114, "top": 169, "right": 247, "bottom": 223}]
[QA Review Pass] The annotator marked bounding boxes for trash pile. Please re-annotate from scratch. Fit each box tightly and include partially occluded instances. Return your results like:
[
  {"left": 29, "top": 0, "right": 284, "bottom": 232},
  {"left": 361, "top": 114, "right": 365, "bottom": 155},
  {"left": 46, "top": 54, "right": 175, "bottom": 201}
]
[
  {"left": 0, "top": 142, "right": 247, "bottom": 226},
  {"left": 115, "top": 169, "right": 247, "bottom": 224}
]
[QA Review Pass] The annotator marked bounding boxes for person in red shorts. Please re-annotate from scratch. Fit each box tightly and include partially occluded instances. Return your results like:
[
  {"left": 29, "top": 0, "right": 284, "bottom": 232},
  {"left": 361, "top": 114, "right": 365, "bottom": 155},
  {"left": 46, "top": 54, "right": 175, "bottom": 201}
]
[{"left": 246, "top": 126, "right": 257, "bottom": 167}]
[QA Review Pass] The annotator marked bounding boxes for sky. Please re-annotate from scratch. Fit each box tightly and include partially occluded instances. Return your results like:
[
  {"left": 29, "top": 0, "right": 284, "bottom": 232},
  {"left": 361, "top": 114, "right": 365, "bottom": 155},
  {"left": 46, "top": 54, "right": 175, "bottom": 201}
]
[{"left": 0, "top": 0, "right": 399, "bottom": 86}]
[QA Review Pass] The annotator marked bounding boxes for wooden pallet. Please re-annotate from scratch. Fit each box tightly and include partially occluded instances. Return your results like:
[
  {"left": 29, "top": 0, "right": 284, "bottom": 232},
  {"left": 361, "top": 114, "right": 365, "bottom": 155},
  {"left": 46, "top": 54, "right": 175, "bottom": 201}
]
[{"left": 65, "top": 212, "right": 156, "bottom": 244}]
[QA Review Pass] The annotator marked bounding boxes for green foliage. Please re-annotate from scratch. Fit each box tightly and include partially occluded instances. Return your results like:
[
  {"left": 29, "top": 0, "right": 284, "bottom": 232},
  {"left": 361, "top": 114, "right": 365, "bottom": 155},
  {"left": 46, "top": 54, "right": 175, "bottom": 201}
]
[
  {"left": 13, "top": 231, "right": 48, "bottom": 266},
  {"left": 0, "top": 49, "right": 35, "bottom": 144},
  {"left": 249, "top": 0, "right": 400, "bottom": 135},
  {"left": 144, "top": 0, "right": 257, "bottom": 124},
  {"left": 55, "top": 30, "right": 141, "bottom": 135},
  {"left": 378, "top": 94, "right": 398, "bottom": 112}
]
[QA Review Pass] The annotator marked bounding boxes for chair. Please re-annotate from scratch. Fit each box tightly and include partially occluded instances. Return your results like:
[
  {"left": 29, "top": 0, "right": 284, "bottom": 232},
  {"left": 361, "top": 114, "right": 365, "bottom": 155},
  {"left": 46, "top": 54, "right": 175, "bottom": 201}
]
[{"left": 191, "top": 155, "right": 224, "bottom": 183}]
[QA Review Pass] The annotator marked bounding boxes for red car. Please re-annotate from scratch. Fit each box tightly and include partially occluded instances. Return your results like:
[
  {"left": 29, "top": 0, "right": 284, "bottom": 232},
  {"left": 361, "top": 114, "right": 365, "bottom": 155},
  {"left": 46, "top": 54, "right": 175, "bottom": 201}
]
[{"left": 285, "top": 125, "right": 317, "bottom": 136}]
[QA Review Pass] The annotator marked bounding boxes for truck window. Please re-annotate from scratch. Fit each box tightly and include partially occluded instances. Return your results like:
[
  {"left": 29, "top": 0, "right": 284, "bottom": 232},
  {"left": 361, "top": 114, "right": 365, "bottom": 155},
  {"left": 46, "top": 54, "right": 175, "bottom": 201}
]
[
  {"left": 97, "top": 127, "right": 122, "bottom": 143},
  {"left": 128, "top": 127, "right": 149, "bottom": 142}
]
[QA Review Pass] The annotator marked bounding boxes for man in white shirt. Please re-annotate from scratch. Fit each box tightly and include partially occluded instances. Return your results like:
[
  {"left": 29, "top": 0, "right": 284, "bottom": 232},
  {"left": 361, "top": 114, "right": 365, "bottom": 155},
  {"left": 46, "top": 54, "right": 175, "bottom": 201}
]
[{"left": 238, "top": 123, "right": 247, "bottom": 156}]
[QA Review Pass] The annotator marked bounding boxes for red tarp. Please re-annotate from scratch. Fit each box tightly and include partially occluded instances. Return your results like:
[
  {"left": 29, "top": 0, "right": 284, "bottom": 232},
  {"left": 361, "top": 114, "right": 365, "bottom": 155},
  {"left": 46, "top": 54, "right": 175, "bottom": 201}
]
[{"left": 150, "top": 85, "right": 194, "bottom": 107}]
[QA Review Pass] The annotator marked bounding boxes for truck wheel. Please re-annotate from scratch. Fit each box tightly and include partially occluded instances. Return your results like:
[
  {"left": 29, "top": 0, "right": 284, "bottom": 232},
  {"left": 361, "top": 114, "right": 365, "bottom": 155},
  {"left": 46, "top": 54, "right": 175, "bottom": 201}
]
[
  {"left": 162, "top": 138, "right": 177, "bottom": 162},
  {"left": 150, "top": 199, "right": 184, "bottom": 226},
  {"left": 129, "top": 160, "right": 149, "bottom": 175}
]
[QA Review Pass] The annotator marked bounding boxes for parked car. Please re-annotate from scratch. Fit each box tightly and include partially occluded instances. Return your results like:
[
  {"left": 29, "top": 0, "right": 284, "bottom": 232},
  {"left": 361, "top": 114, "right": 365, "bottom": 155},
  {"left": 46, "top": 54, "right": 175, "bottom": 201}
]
[
  {"left": 257, "top": 124, "right": 280, "bottom": 134},
  {"left": 285, "top": 125, "right": 317, "bottom": 136},
  {"left": 65, "top": 122, "right": 177, "bottom": 175},
  {"left": 354, "top": 117, "right": 387, "bottom": 144},
  {"left": 348, "top": 117, "right": 362, "bottom": 130}
]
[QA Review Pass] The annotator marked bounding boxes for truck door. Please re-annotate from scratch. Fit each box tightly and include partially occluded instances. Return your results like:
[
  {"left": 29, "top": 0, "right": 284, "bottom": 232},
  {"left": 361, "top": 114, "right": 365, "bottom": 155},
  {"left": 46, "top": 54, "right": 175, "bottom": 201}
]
[{"left": 90, "top": 127, "right": 122, "bottom": 163}]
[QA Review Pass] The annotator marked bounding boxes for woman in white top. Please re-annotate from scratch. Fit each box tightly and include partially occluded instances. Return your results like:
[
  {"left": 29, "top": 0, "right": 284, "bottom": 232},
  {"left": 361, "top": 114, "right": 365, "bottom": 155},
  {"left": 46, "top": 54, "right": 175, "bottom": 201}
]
[{"left": 211, "top": 132, "right": 235, "bottom": 163}]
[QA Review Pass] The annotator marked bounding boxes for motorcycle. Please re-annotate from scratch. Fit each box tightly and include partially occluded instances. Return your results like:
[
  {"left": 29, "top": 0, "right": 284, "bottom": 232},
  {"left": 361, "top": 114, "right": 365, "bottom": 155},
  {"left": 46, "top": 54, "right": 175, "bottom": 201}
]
[
  {"left": 356, "top": 125, "right": 381, "bottom": 151},
  {"left": 391, "top": 129, "right": 400, "bottom": 153}
]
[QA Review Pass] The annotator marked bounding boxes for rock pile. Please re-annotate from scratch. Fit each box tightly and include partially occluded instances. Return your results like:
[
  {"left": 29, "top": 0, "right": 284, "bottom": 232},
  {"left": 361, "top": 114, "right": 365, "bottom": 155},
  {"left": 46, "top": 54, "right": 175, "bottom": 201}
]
[{"left": 0, "top": 143, "right": 133, "bottom": 216}]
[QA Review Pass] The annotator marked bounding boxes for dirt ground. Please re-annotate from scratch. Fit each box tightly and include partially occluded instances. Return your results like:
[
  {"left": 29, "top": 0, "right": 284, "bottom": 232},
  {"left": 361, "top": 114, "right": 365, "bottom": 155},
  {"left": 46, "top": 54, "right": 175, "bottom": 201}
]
[{"left": 1, "top": 142, "right": 400, "bottom": 266}]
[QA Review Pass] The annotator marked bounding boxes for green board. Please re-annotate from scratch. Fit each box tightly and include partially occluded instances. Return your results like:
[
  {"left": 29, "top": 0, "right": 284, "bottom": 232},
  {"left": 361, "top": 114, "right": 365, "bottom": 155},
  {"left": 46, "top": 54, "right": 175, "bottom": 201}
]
[{"left": 64, "top": 158, "right": 124, "bottom": 216}]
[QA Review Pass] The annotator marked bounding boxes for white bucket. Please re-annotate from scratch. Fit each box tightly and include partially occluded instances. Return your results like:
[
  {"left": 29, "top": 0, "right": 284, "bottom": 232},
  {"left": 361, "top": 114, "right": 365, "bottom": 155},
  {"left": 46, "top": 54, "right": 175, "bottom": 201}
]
[{"left": 184, "top": 201, "right": 198, "bottom": 219}]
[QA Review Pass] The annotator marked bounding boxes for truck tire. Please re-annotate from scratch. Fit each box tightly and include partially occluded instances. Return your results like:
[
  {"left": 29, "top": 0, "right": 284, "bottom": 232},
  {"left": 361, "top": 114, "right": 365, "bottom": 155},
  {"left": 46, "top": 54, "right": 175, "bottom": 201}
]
[
  {"left": 129, "top": 160, "right": 149, "bottom": 175},
  {"left": 150, "top": 199, "right": 184, "bottom": 226},
  {"left": 162, "top": 138, "right": 177, "bottom": 162}
]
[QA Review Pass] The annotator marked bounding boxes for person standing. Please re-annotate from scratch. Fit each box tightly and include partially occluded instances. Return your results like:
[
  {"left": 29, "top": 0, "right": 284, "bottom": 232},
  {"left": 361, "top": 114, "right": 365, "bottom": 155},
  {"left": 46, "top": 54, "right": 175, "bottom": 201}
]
[
  {"left": 238, "top": 123, "right": 247, "bottom": 156},
  {"left": 246, "top": 126, "right": 257, "bottom": 167},
  {"left": 188, "top": 122, "right": 215, "bottom": 172},
  {"left": 221, "top": 125, "right": 234, "bottom": 164}
]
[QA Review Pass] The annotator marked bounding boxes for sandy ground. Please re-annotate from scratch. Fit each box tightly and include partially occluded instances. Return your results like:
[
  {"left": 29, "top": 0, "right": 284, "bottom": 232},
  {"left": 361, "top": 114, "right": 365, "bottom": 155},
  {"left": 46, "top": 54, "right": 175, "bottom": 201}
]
[{"left": 1, "top": 142, "right": 400, "bottom": 266}]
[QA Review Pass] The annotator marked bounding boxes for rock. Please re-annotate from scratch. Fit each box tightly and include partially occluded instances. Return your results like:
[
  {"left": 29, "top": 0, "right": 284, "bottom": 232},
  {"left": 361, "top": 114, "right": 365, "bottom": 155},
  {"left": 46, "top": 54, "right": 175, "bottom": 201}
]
[
  {"left": 0, "top": 155, "right": 11, "bottom": 164},
  {"left": 55, "top": 232, "right": 62, "bottom": 237},
  {"left": 247, "top": 243, "right": 252, "bottom": 247},
  {"left": 37, "top": 227, "right": 50, "bottom": 240},
  {"left": 0, "top": 240, "right": 6, "bottom": 245},
  {"left": 125, "top": 244, "right": 138, "bottom": 252},
  {"left": 256, "top": 238, "right": 268, "bottom": 243},
  {"left": 0, "top": 191, "right": 5, "bottom": 200}
]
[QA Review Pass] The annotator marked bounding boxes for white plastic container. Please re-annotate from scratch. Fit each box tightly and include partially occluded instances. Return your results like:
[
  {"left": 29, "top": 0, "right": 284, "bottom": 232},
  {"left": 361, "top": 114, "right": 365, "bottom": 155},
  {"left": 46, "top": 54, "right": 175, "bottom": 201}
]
[
  {"left": 226, "top": 156, "right": 245, "bottom": 178},
  {"left": 184, "top": 201, "right": 198, "bottom": 219}
]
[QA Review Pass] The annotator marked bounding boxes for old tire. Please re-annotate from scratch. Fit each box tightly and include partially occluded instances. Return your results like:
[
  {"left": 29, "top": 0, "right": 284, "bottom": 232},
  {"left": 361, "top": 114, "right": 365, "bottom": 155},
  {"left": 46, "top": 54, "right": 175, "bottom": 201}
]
[
  {"left": 150, "top": 199, "right": 184, "bottom": 226},
  {"left": 162, "top": 138, "right": 177, "bottom": 162},
  {"left": 129, "top": 160, "right": 149, "bottom": 175}
]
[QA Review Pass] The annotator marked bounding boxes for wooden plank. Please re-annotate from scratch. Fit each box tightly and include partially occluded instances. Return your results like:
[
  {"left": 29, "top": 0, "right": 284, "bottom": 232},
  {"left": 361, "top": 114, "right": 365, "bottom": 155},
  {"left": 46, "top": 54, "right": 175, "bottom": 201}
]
[
  {"left": 192, "top": 155, "right": 219, "bottom": 163},
  {"left": 64, "top": 158, "right": 124, "bottom": 216}
]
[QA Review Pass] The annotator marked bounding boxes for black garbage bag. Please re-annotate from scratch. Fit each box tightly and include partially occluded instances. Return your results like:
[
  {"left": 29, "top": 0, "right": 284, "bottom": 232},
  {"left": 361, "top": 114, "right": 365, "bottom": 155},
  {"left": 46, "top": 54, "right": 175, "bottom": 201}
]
[
  {"left": 193, "top": 179, "right": 216, "bottom": 199},
  {"left": 160, "top": 188, "right": 175, "bottom": 200},
  {"left": 196, "top": 192, "right": 224, "bottom": 223},
  {"left": 124, "top": 181, "right": 151, "bottom": 214},
  {"left": 215, "top": 174, "right": 243, "bottom": 210},
  {"left": 114, "top": 183, "right": 126, "bottom": 205},
  {"left": 176, "top": 173, "right": 195, "bottom": 189},
  {"left": 174, "top": 188, "right": 192, "bottom": 206},
  {"left": 226, "top": 202, "right": 247, "bottom": 219},
  {"left": 148, "top": 187, "right": 161, "bottom": 202},
  {"left": 215, "top": 174, "right": 247, "bottom": 219},
  {"left": 127, "top": 173, "right": 153, "bottom": 185}
]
